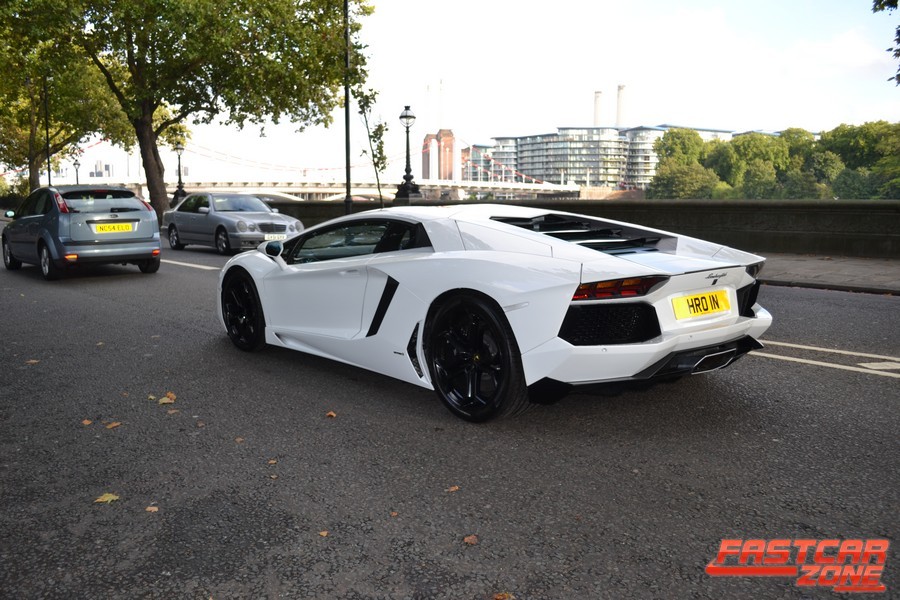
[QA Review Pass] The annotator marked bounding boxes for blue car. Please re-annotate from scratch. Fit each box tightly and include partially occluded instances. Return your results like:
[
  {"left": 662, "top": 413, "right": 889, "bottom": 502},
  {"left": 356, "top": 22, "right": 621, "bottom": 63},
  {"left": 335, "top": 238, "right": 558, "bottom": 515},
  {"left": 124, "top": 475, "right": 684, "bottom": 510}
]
[{"left": 2, "top": 185, "right": 162, "bottom": 280}]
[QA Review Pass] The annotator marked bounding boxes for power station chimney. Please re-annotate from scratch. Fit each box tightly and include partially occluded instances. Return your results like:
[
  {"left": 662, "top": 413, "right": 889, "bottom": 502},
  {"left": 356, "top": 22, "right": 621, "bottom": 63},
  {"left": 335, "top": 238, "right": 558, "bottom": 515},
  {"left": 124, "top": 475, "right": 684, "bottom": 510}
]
[
  {"left": 616, "top": 84, "right": 625, "bottom": 127},
  {"left": 593, "top": 91, "right": 602, "bottom": 126}
]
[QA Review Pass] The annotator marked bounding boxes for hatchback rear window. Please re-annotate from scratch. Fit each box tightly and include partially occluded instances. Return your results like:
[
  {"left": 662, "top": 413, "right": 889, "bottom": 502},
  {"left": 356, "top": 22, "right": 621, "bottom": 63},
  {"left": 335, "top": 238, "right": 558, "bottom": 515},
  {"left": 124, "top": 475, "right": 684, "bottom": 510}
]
[{"left": 61, "top": 190, "right": 144, "bottom": 213}]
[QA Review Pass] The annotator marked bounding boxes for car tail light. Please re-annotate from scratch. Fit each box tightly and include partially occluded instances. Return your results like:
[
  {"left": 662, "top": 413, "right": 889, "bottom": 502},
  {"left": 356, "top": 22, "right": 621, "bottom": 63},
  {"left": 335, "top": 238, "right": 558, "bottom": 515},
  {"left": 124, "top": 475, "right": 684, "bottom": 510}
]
[
  {"left": 152, "top": 249, "right": 160, "bottom": 256},
  {"left": 573, "top": 275, "right": 669, "bottom": 301},
  {"left": 53, "top": 192, "right": 70, "bottom": 214},
  {"left": 140, "top": 200, "right": 154, "bottom": 211}
]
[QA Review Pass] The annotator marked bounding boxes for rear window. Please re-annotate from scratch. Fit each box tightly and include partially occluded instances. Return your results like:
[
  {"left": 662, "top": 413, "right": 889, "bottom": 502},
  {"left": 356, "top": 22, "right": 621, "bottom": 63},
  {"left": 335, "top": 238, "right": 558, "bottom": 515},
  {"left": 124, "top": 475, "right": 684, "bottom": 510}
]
[{"left": 61, "top": 190, "right": 144, "bottom": 213}]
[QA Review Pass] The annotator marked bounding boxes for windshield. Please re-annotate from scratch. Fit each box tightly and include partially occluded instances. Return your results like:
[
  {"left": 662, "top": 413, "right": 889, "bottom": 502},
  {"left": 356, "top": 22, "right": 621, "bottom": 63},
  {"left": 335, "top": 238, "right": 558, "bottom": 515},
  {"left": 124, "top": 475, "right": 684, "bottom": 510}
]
[
  {"left": 213, "top": 195, "right": 272, "bottom": 212},
  {"left": 61, "top": 190, "right": 144, "bottom": 213}
]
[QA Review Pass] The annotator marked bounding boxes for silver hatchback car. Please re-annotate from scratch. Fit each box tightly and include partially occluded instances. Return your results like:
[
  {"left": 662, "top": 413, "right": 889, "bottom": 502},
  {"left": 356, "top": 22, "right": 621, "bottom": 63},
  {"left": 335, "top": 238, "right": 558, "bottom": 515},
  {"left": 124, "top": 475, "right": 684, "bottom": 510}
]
[
  {"left": 162, "top": 192, "right": 303, "bottom": 254},
  {"left": 2, "top": 185, "right": 162, "bottom": 280}
]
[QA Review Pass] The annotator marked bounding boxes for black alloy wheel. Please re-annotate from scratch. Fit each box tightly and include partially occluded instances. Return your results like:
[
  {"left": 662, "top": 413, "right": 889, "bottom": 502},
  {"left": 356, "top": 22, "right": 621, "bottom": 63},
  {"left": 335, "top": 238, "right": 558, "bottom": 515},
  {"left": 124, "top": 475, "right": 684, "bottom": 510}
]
[
  {"left": 215, "top": 229, "right": 232, "bottom": 255},
  {"left": 221, "top": 270, "right": 267, "bottom": 351},
  {"left": 2, "top": 237, "right": 21, "bottom": 270},
  {"left": 39, "top": 243, "right": 61, "bottom": 281},
  {"left": 168, "top": 226, "right": 185, "bottom": 250},
  {"left": 426, "top": 294, "right": 527, "bottom": 422}
]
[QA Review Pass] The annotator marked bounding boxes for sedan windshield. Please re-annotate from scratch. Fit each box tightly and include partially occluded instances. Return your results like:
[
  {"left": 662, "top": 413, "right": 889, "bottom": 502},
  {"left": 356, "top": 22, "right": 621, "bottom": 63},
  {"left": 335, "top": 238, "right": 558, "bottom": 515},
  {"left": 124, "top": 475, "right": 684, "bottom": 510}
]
[{"left": 213, "top": 195, "right": 272, "bottom": 212}]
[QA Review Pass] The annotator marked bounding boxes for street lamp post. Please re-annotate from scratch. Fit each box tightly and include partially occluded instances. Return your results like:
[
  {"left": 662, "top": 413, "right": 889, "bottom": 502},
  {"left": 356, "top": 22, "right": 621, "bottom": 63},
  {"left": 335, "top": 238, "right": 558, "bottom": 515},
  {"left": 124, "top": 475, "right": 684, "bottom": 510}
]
[
  {"left": 172, "top": 142, "right": 186, "bottom": 206},
  {"left": 394, "top": 106, "right": 421, "bottom": 205},
  {"left": 73, "top": 160, "right": 80, "bottom": 185}
]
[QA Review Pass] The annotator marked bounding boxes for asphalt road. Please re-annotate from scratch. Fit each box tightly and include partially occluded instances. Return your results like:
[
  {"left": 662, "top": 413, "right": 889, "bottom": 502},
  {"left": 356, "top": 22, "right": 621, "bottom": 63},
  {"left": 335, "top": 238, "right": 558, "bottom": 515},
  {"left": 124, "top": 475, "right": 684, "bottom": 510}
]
[{"left": 1, "top": 247, "right": 897, "bottom": 599}]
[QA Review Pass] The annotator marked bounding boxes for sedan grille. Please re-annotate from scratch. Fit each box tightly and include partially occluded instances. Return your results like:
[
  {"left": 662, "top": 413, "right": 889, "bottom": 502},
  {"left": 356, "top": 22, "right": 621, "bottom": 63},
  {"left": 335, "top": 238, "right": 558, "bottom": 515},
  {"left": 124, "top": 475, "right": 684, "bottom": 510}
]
[
  {"left": 257, "top": 223, "right": 287, "bottom": 233},
  {"left": 559, "top": 303, "right": 661, "bottom": 346}
]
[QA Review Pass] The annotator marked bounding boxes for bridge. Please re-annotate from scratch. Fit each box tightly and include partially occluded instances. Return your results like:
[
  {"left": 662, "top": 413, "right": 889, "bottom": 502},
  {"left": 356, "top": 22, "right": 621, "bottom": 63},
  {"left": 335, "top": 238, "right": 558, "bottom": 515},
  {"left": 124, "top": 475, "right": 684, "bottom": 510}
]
[{"left": 165, "top": 178, "right": 581, "bottom": 201}]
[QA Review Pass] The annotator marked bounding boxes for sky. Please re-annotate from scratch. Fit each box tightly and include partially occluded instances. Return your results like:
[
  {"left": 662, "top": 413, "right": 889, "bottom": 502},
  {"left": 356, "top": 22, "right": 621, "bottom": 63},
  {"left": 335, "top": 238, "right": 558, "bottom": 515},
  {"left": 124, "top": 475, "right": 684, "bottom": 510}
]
[{"left": 29, "top": 0, "right": 900, "bottom": 186}]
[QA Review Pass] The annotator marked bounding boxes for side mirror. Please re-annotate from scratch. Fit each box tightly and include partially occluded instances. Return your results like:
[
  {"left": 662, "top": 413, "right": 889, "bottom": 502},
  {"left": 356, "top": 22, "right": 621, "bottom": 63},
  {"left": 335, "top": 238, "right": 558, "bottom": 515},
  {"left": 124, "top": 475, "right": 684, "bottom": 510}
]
[
  {"left": 271, "top": 208, "right": 279, "bottom": 213},
  {"left": 198, "top": 206, "right": 209, "bottom": 214},
  {"left": 263, "top": 241, "right": 283, "bottom": 257},
  {"left": 4, "top": 210, "right": 14, "bottom": 219}
]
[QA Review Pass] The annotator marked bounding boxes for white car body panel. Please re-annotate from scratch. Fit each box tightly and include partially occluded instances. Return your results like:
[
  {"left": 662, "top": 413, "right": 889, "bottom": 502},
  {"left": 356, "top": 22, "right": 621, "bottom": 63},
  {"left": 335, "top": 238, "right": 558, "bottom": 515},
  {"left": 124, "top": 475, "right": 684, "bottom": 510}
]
[{"left": 218, "top": 204, "right": 772, "bottom": 394}]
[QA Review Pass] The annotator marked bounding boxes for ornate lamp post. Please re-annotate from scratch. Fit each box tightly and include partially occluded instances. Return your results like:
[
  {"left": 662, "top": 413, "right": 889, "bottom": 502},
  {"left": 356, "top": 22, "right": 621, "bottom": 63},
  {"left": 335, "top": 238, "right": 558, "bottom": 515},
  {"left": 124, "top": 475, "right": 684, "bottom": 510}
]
[
  {"left": 172, "top": 142, "right": 187, "bottom": 206},
  {"left": 73, "top": 159, "right": 80, "bottom": 185},
  {"left": 394, "top": 106, "right": 421, "bottom": 205}
]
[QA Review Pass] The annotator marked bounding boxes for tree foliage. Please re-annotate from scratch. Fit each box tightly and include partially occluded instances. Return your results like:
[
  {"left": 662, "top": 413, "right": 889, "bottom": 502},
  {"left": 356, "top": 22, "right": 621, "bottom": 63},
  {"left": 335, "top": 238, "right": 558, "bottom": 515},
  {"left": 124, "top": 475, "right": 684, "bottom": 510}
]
[
  {"left": 873, "top": 0, "right": 900, "bottom": 84},
  {"left": 653, "top": 128, "right": 705, "bottom": 166},
  {"left": 647, "top": 161, "right": 720, "bottom": 199},
  {"left": 11, "top": 0, "right": 371, "bottom": 217}
]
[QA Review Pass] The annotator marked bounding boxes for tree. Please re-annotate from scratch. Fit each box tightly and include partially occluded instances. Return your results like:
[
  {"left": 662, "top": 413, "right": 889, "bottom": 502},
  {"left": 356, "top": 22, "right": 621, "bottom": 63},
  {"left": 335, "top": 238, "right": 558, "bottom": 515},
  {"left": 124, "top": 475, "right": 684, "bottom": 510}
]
[
  {"left": 780, "top": 169, "right": 823, "bottom": 199},
  {"left": 653, "top": 128, "right": 705, "bottom": 166},
  {"left": 647, "top": 160, "right": 721, "bottom": 199},
  {"left": 873, "top": 0, "right": 899, "bottom": 84},
  {"left": 703, "top": 140, "right": 745, "bottom": 188},
  {"left": 730, "top": 132, "right": 790, "bottom": 176},
  {"left": 832, "top": 168, "right": 878, "bottom": 199},
  {"left": 16, "top": 0, "right": 371, "bottom": 218},
  {"left": 804, "top": 150, "right": 845, "bottom": 184},
  {"left": 0, "top": 9, "right": 133, "bottom": 191},
  {"left": 742, "top": 159, "right": 779, "bottom": 199},
  {"left": 818, "top": 121, "right": 897, "bottom": 170},
  {"left": 780, "top": 127, "right": 816, "bottom": 171},
  {"left": 355, "top": 88, "right": 388, "bottom": 207}
]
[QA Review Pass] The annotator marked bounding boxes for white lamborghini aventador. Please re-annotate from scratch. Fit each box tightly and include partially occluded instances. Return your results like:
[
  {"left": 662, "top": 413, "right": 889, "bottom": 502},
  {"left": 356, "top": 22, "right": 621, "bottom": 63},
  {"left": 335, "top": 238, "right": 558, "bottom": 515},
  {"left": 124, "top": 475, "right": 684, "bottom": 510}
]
[{"left": 217, "top": 204, "right": 772, "bottom": 422}]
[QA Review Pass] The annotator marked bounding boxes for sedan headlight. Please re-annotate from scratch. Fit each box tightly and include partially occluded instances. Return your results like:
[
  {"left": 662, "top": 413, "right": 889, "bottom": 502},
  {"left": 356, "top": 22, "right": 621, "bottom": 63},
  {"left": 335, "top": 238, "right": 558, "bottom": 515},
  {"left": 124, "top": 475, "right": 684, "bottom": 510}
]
[{"left": 237, "top": 220, "right": 248, "bottom": 232}]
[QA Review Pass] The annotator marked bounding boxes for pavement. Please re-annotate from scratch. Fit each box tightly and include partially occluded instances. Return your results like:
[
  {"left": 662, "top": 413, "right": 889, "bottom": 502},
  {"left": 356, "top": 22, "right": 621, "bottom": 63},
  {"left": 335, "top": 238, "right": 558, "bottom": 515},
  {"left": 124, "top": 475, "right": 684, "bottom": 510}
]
[{"left": 759, "top": 252, "right": 899, "bottom": 295}]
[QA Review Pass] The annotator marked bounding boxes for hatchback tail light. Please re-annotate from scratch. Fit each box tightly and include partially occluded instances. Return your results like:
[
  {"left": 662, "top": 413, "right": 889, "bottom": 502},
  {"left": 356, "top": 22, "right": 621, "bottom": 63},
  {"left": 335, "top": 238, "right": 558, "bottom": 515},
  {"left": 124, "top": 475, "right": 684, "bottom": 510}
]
[
  {"left": 53, "top": 192, "right": 70, "bottom": 214},
  {"left": 573, "top": 275, "right": 669, "bottom": 301}
]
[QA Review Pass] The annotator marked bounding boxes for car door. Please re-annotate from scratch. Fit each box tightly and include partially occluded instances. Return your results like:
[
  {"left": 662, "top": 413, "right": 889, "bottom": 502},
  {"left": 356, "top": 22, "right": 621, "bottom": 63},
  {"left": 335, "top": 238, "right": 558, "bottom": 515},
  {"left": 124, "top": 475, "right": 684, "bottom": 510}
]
[
  {"left": 171, "top": 194, "right": 204, "bottom": 243},
  {"left": 262, "top": 220, "right": 393, "bottom": 340},
  {"left": 6, "top": 190, "right": 51, "bottom": 263}
]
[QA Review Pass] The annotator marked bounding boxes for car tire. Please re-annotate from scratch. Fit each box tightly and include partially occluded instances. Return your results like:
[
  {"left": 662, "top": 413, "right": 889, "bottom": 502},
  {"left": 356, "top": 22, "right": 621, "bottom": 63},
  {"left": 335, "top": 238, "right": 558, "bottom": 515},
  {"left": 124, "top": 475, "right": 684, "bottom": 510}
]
[
  {"left": 168, "top": 226, "right": 185, "bottom": 250},
  {"left": 138, "top": 255, "right": 161, "bottom": 274},
  {"left": 39, "top": 243, "right": 61, "bottom": 281},
  {"left": 215, "top": 229, "right": 232, "bottom": 255},
  {"left": 426, "top": 293, "right": 528, "bottom": 422},
  {"left": 221, "top": 269, "right": 267, "bottom": 351},
  {"left": 2, "top": 236, "right": 21, "bottom": 270}
]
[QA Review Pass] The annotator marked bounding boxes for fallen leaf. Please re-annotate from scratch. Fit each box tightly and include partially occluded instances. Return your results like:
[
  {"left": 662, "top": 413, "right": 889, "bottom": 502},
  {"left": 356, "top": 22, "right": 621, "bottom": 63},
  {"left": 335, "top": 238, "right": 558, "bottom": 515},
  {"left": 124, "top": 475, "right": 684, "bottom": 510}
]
[
  {"left": 267, "top": 459, "right": 277, "bottom": 465},
  {"left": 165, "top": 391, "right": 177, "bottom": 401},
  {"left": 158, "top": 397, "right": 175, "bottom": 405},
  {"left": 318, "top": 530, "right": 329, "bottom": 537},
  {"left": 269, "top": 475, "right": 278, "bottom": 480},
  {"left": 121, "top": 392, "right": 129, "bottom": 397},
  {"left": 325, "top": 411, "right": 337, "bottom": 418},
  {"left": 493, "top": 594, "right": 515, "bottom": 600},
  {"left": 25, "top": 359, "right": 40, "bottom": 365},
  {"left": 81, "top": 419, "right": 93, "bottom": 426},
  {"left": 196, "top": 421, "right": 206, "bottom": 428},
  {"left": 463, "top": 534, "right": 478, "bottom": 545},
  {"left": 94, "top": 493, "right": 120, "bottom": 504},
  {"left": 167, "top": 409, "right": 180, "bottom": 415},
  {"left": 145, "top": 506, "right": 159, "bottom": 513},
  {"left": 106, "top": 422, "right": 122, "bottom": 430},
  {"left": 96, "top": 342, "right": 105, "bottom": 346},
  {"left": 390, "top": 511, "right": 399, "bottom": 518},
  {"left": 446, "top": 485, "right": 460, "bottom": 493},
  {"left": 148, "top": 394, "right": 157, "bottom": 401},
  {"left": 235, "top": 437, "right": 245, "bottom": 444}
]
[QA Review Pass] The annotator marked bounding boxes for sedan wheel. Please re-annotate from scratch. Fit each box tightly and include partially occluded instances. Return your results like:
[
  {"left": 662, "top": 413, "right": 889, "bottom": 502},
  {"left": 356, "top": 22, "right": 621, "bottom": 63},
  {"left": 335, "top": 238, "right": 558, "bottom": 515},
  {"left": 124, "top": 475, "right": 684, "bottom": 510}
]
[
  {"left": 168, "top": 226, "right": 185, "bottom": 250},
  {"left": 215, "top": 229, "right": 232, "bottom": 255},
  {"left": 2, "top": 237, "right": 21, "bottom": 270},
  {"left": 426, "top": 294, "right": 527, "bottom": 422},
  {"left": 39, "top": 244, "right": 61, "bottom": 281},
  {"left": 221, "top": 270, "right": 267, "bottom": 351}
]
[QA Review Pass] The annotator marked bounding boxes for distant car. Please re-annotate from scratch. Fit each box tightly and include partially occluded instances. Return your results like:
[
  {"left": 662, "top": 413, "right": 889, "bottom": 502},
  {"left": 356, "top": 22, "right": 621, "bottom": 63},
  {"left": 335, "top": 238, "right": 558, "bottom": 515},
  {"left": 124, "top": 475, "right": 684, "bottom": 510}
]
[
  {"left": 162, "top": 192, "right": 303, "bottom": 254},
  {"left": 2, "top": 185, "right": 161, "bottom": 280},
  {"left": 218, "top": 204, "right": 772, "bottom": 422}
]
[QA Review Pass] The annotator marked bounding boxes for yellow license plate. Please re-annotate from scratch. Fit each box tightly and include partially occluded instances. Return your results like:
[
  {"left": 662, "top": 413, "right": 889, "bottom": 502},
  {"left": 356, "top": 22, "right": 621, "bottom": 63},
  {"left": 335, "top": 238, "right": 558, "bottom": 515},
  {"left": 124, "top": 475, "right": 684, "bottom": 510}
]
[
  {"left": 95, "top": 223, "right": 134, "bottom": 233},
  {"left": 672, "top": 290, "right": 731, "bottom": 320},
  {"left": 264, "top": 234, "right": 287, "bottom": 241}
]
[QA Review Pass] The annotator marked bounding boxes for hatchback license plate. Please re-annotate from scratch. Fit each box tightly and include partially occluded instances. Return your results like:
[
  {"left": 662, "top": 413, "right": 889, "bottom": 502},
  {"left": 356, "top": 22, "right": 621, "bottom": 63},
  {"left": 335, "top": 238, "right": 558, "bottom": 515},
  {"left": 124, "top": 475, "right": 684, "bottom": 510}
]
[
  {"left": 264, "top": 234, "right": 287, "bottom": 241},
  {"left": 672, "top": 290, "right": 730, "bottom": 320},
  {"left": 95, "top": 223, "right": 133, "bottom": 233}
]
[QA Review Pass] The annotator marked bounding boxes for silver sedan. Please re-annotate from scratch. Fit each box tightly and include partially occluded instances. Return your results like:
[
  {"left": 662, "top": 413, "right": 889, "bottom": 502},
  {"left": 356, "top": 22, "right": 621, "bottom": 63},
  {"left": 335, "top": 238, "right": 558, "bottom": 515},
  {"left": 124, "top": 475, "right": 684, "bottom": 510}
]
[{"left": 162, "top": 192, "right": 303, "bottom": 254}]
